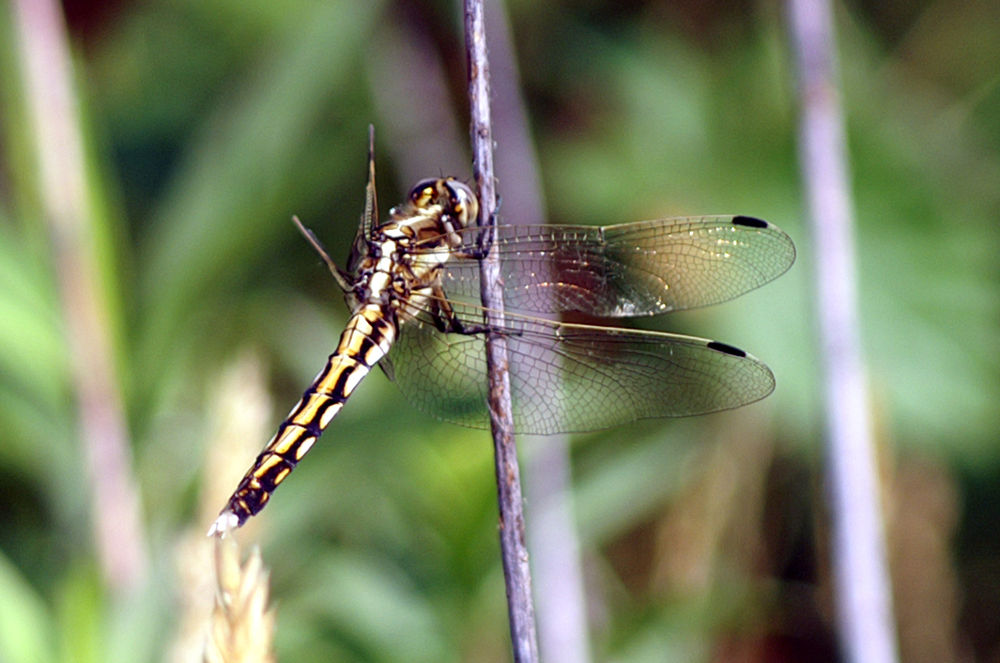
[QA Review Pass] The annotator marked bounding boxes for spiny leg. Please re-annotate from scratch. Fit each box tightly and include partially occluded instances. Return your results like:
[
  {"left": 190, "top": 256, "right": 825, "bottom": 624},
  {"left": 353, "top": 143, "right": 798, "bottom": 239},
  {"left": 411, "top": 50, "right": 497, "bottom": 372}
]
[
  {"left": 423, "top": 285, "right": 517, "bottom": 337},
  {"left": 293, "top": 215, "right": 355, "bottom": 293}
]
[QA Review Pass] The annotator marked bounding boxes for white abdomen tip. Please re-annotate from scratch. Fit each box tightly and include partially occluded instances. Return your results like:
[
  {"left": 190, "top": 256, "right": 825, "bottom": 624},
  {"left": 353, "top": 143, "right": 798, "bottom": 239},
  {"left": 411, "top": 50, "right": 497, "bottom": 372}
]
[{"left": 207, "top": 510, "right": 240, "bottom": 537}]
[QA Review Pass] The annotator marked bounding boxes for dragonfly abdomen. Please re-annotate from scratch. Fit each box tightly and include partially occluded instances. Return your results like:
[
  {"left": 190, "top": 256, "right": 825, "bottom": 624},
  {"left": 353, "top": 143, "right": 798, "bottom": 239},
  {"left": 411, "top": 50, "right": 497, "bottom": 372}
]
[{"left": 210, "top": 305, "right": 397, "bottom": 533}]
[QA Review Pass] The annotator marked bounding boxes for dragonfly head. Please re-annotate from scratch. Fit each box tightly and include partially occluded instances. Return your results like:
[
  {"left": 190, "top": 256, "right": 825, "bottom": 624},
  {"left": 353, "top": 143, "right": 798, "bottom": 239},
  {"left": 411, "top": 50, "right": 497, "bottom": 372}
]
[{"left": 405, "top": 178, "right": 479, "bottom": 229}]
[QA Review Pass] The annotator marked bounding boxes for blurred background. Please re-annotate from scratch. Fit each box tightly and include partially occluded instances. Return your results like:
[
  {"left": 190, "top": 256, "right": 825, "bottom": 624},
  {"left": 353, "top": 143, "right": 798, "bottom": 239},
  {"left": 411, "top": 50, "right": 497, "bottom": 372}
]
[{"left": 0, "top": 0, "right": 997, "bottom": 661}]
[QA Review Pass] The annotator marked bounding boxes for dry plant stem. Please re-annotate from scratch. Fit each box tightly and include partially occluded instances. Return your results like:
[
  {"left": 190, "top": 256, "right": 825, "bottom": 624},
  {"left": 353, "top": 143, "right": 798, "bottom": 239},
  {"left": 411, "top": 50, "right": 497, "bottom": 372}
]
[
  {"left": 11, "top": 0, "right": 146, "bottom": 591},
  {"left": 482, "top": 2, "right": 591, "bottom": 660},
  {"left": 464, "top": 1, "right": 540, "bottom": 661},
  {"left": 787, "top": 1, "right": 900, "bottom": 662}
]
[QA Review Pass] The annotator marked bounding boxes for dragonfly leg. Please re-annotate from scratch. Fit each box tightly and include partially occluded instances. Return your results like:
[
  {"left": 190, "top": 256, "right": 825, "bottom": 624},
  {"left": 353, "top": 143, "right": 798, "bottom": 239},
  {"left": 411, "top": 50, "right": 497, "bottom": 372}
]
[
  {"left": 427, "top": 285, "right": 521, "bottom": 337},
  {"left": 477, "top": 204, "right": 501, "bottom": 257},
  {"left": 437, "top": 315, "right": 518, "bottom": 337},
  {"left": 451, "top": 203, "right": 499, "bottom": 261},
  {"left": 432, "top": 311, "right": 489, "bottom": 335},
  {"left": 293, "top": 216, "right": 355, "bottom": 292},
  {"left": 423, "top": 290, "right": 475, "bottom": 334}
]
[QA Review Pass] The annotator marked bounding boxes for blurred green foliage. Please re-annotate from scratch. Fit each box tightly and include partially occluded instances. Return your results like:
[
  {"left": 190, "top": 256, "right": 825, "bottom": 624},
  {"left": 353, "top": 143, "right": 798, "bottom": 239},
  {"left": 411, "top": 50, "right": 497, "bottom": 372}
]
[{"left": 0, "top": 0, "right": 997, "bottom": 661}]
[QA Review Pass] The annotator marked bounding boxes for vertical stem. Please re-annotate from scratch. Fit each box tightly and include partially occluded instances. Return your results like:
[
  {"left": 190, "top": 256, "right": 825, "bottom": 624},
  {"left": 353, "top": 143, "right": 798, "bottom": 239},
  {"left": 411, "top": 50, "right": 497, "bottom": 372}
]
[
  {"left": 787, "top": 2, "right": 899, "bottom": 662},
  {"left": 481, "top": 2, "right": 591, "bottom": 660},
  {"left": 11, "top": 0, "right": 146, "bottom": 591},
  {"left": 463, "top": 1, "right": 539, "bottom": 661}
]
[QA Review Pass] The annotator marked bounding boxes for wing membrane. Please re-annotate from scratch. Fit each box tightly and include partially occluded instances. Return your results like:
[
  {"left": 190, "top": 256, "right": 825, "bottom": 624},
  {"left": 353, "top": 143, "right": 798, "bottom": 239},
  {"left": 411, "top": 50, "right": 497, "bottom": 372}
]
[
  {"left": 388, "top": 299, "right": 775, "bottom": 434},
  {"left": 422, "top": 216, "right": 795, "bottom": 317}
]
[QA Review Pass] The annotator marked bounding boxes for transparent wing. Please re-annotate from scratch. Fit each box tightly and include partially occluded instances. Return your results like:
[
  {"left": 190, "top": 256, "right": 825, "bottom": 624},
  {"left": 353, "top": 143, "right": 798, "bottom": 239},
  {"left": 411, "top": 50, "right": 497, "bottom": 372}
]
[
  {"left": 344, "top": 126, "right": 380, "bottom": 276},
  {"left": 386, "top": 300, "right": 775, "bottom": 435},
  {"left": 421, "top": 216, "right": 795, "bottom": 317}
]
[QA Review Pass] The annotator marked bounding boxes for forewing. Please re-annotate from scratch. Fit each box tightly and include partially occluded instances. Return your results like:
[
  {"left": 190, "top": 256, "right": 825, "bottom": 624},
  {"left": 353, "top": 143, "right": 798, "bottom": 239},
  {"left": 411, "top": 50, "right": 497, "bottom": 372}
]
[
  {"left": 428, "top": 216, "right": 795, "bottom": 317},
  {"left": 387, "top": 301, "right": 775, "bottom": 435},
  {"left": 345, "top": 126, "right": 380, "bottom": 275}
]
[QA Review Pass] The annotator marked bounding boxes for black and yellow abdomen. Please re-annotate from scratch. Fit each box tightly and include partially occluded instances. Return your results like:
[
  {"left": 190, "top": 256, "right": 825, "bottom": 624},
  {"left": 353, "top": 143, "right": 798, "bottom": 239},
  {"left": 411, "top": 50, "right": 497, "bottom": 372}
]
[{"left": 216, "top": 304, "right": 397, "bottom": 529}]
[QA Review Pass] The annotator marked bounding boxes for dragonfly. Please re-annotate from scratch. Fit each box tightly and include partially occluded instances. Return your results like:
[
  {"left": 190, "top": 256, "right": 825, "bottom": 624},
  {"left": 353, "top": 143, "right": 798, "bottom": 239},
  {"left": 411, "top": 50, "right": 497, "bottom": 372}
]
[{"left": 209, "top": 129, "right": 795, "bottom": 535}]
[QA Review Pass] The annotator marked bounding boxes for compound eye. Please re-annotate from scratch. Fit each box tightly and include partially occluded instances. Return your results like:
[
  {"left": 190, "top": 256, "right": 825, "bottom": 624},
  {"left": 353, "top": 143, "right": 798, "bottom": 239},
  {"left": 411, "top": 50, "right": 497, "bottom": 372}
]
[
  {"left": 444, "top": 181, "right": 479, "bottom": 226},
  {"left": 408, "top": 179, "right": 439, "bottom": 206}
]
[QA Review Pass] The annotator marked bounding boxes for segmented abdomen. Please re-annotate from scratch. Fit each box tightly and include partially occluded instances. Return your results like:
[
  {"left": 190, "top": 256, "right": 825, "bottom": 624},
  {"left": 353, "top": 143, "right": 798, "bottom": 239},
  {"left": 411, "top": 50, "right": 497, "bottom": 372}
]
[{"left": 220, "top": 305, "right": 397, "bottom": 527}]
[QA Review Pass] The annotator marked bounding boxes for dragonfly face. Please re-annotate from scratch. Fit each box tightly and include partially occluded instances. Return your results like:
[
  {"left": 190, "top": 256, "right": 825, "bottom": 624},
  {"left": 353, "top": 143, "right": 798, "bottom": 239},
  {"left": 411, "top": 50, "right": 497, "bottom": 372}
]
[
  {"left": 399, "top": 177, "right": 479, "bottom": 231},
  {"left": 209, "top": 132, "right": 795, "bottom": 535}
]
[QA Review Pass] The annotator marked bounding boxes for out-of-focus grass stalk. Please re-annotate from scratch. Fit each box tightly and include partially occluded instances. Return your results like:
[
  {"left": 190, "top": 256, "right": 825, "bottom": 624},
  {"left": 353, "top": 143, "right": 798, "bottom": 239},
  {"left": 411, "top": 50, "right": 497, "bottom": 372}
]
[
  {"left": 169, "top": 353, "right": 271, "bottom": 663},
  {"left": 204, "top": 537, "right": 275, "bottom": 663},
  {"left": 787, "top": 1, "right": 900, "bottom": 662},
  {"left": 10, "top": 0, "right": 146, "bottom": 591}
]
